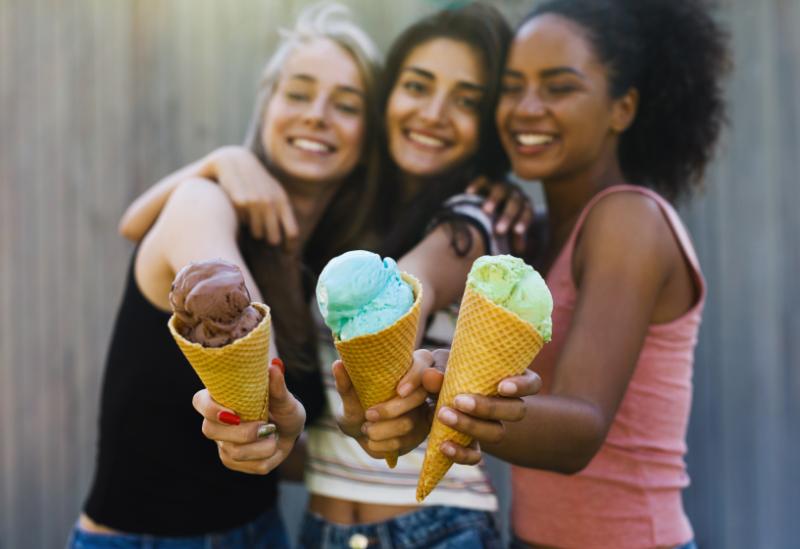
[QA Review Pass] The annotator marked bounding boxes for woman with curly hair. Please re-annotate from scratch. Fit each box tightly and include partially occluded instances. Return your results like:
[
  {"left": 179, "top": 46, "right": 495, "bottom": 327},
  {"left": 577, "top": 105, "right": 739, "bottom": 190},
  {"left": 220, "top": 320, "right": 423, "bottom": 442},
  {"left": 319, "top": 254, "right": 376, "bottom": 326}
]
[{"left": 362, "top": 0, "right": 731, "bottom": 547}]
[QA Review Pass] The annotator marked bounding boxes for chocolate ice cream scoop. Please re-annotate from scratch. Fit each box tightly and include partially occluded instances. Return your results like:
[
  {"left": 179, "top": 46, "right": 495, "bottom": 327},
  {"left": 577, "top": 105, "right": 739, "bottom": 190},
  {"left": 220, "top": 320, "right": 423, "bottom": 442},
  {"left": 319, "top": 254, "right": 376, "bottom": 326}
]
[{"left": 169, "top": 260, "right": 264, "bottom": 348}]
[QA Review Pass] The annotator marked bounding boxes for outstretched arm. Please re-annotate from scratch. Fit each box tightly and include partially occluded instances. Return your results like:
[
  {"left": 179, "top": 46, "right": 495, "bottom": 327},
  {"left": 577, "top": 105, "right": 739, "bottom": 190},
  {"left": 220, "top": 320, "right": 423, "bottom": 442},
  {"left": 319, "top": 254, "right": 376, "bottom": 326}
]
[
  {"left": 438, "top": 193, "right": 683, "bottom": 472},
  {"left": 139, "top": 177, "right": 305, "bottom": 476}
]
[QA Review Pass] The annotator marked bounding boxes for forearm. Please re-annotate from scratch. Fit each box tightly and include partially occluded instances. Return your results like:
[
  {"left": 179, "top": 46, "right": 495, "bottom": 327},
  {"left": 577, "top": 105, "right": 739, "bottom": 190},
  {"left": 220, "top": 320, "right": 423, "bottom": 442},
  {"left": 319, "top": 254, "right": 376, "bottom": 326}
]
[
  {"left": 481, "top": 393, "right": 606, "bottom": 474},
  {"left": 118, "top": 156, "right": 215, "bottom": 241}
]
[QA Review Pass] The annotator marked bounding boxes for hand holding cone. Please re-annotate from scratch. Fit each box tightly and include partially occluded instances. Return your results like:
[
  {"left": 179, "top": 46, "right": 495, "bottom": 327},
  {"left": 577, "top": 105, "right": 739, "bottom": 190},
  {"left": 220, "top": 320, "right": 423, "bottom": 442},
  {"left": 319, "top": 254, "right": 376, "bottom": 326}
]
[
  {"left": 333, "top": 273, "right": 423, "bottom": 467},
  {"left": 416, "top": 255, "right": 551, "bottom": 501}
]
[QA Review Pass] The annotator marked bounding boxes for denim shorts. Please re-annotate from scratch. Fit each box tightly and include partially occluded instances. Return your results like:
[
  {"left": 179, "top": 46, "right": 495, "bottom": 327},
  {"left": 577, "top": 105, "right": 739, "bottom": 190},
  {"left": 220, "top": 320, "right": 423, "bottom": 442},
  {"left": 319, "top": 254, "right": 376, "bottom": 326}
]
[
  {"left": 509, "top": 535, "right": 698, "bottom": 549},
  {"left": 66, "top": 507, "right": 289, "bottom": 549},
  {"left": 297, "top": 505, "right": 502, "bottom": 549}
]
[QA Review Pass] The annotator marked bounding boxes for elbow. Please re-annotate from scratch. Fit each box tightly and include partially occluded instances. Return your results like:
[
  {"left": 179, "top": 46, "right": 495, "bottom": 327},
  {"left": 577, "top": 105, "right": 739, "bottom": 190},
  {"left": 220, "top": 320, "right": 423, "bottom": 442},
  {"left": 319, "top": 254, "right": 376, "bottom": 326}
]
[
  {"left": 118, "top": 212, "right": 138, "bottom": 241},
  {"left": 553, "top": 410, "right": 608, "bottom": 475}
]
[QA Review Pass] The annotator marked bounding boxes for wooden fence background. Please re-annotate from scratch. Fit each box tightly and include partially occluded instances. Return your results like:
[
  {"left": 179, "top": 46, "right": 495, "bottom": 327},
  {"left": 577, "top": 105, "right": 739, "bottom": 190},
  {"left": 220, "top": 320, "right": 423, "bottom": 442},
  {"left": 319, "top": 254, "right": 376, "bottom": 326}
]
[{"left": 1, "top": 1, "right": 797, "bottom": 547}]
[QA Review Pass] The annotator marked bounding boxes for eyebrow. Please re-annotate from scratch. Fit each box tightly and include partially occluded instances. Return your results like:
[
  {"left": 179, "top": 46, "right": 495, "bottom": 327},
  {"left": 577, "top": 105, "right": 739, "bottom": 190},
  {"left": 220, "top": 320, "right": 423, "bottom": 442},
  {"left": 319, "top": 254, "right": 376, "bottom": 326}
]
[
  {"left": 504, "top": 67, "right": 586, "bottom": 79},
  {"left": 288, "top": 74, "right": 365, "bottom": 97},
  {"left": 402, "top": 66, "right": 486, "bottom": 93}
]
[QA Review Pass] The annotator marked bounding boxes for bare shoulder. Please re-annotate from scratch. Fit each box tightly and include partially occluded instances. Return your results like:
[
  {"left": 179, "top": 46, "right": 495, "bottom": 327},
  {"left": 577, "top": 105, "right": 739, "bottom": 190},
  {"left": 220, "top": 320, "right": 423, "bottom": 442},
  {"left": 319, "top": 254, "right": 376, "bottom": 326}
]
[
  {"left": 574, "top": 190, "right": 674, "bottom": 285},
  {"left": 160, "top": 177, "right": 237, "bottom": 226}
]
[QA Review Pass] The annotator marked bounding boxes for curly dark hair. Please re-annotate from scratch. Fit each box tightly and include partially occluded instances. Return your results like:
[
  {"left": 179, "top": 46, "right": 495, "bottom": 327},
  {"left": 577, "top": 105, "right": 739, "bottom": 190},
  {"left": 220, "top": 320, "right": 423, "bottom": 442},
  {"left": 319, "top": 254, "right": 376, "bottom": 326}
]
[
  {"left": 376, "top": 2, "right": 512, "bottom": 257},
  {"left": 526, "top": 0, "right": 731, "bottom": 202}
]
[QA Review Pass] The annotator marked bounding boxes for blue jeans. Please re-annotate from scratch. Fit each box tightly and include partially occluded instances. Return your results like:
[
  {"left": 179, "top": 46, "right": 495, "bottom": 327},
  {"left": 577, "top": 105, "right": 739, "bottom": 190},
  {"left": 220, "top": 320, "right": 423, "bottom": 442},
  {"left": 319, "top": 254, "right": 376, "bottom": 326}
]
[
  {"left": 509, "top": 535, "right": 698, "bottom": 549},
  {"left": 297, "top": 505, "right": 502, "bottom": 549},
  {"left": 66, "top": 508, "right": 289, "bottom": 549}
]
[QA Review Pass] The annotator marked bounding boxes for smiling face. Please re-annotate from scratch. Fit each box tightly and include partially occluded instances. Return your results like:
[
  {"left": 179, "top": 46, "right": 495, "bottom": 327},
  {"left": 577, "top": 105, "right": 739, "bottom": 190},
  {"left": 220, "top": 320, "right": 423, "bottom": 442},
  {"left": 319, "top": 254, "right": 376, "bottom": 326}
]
[
  {"left": 261, "top": 38, "right": 366, "bottom": 185},
  {"left": 386, "top": 37, "right": 487, "bottom": 178},
  {"left": 496, "top": 15, "right": 635, "bottom": 183}
]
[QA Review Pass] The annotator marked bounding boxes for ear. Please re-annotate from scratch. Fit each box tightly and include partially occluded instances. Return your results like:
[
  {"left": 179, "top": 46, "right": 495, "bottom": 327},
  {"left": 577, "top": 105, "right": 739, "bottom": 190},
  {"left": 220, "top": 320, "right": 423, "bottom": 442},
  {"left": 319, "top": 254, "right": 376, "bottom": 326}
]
[{"left": 610, "top": 87, "right": 639, "bottom": 133}]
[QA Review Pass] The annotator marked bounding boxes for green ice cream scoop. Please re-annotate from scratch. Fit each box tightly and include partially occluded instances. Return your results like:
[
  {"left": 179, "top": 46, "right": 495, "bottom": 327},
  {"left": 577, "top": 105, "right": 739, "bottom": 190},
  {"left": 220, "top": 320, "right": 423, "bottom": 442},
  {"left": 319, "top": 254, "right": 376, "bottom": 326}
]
[{"left": 467, "top": 255, "right": 553, "bottom": 341}]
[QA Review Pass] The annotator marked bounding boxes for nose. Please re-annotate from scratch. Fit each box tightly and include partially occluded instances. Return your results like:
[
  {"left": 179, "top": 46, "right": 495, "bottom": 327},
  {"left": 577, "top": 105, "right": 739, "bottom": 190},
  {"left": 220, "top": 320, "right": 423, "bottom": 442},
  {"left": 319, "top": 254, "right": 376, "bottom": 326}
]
[
  {"left": 516, "top": 88, "right": 546, "bottom": 118},
  {"left": 303, "top": 95, "right": 328, "bottom": 128},
  {"left": 419, "top": 93, "right": 448, "bottom": 124}
]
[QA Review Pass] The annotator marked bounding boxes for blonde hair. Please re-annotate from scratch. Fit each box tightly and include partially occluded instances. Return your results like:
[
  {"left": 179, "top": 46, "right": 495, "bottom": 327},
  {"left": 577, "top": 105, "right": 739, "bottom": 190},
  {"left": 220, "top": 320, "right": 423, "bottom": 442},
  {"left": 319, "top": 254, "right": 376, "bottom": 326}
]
[{"left": 244, "top": 1, "right": 382, "bottom": 250}]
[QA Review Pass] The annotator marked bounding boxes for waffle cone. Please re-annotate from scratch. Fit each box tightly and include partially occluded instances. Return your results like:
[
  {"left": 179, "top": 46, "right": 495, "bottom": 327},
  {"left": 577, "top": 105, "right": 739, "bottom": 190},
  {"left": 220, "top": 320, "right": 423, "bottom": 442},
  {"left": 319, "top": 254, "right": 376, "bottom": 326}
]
[
  {"left": 334, "top": 273, "right": 422, "bottom": 468},
  {"left": 416, "top": 286, "right": 544, "bottom": 501},
  {"left": 168, "top": 303, "right": 271, "bottom": 422}
]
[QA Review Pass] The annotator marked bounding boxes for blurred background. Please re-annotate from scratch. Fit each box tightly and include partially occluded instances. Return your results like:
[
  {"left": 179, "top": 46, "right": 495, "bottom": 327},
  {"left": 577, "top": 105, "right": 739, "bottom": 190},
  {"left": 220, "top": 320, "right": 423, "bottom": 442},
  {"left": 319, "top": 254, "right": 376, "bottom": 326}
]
[{"left": 1, "top": 0, "right": 797, "bottom": 547}]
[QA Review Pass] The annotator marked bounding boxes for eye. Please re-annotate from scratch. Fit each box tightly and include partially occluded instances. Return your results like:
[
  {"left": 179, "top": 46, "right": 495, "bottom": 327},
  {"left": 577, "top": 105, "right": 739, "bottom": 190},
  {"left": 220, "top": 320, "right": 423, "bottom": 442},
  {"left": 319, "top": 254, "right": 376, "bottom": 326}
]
[
  {"left": 335, "top": 102, "right": 362, "bottom": 115},
  {"left": 545, "top": 84, "right": 577, "bottom": 96},
  {"left": 403, "top": 80, "right": 428, "bottom": 94},
  {"left": 454, "top": 95, "right": 480, "bottom": 111},
  {"left": 286, "top": 91, "right": 310, "bottom": 102}
]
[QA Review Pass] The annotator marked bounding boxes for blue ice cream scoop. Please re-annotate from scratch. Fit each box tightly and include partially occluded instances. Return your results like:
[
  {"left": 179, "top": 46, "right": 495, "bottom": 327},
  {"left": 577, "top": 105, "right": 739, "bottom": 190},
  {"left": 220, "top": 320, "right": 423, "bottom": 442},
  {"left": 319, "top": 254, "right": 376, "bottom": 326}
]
[{"left": 316, "top": 250, "right": 415, "bottom": 341}]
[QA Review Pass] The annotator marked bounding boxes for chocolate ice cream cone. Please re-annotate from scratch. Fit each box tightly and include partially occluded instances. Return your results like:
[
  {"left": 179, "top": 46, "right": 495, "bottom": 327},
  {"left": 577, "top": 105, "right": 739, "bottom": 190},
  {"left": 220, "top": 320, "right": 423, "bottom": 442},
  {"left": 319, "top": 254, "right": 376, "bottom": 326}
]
[{"left": 169, "top": 303, "right": 271, "bottom": 422}]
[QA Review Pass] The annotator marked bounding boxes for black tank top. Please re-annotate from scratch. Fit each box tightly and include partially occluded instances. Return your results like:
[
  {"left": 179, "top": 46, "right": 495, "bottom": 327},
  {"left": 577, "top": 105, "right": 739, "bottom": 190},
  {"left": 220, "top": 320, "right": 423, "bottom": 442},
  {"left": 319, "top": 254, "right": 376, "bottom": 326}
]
[{"left": 84, "top": 254, "right": 285, "bottom": 536}]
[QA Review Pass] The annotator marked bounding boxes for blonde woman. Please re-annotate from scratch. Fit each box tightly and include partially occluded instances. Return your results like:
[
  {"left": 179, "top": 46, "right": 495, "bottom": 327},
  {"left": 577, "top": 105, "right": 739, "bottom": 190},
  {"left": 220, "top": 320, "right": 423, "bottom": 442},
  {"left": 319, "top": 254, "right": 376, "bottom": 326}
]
[{"left": 71, "top": 4, "right": 382, "bottom": 548}]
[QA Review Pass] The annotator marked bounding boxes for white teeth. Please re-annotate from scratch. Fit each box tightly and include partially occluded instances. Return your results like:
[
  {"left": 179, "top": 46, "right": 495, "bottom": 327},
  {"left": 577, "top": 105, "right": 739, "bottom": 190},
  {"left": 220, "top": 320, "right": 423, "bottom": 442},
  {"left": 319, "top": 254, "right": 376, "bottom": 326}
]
[
  {"left": 516, "top": 133, "right": 553, "bottom": 146},
  {"left": 407, "top": 131, "right": 446, "bottom": 148},
  {"left": 291, "top": 138, "right": 332, "bottom": 153}
]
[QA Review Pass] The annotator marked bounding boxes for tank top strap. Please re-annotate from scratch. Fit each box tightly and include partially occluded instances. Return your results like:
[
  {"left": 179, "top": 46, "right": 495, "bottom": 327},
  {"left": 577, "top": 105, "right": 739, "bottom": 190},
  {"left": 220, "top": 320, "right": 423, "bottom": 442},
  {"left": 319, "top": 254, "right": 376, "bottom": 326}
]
[{"left": 560, "top": 184, "right": 705, "bottom": 302}]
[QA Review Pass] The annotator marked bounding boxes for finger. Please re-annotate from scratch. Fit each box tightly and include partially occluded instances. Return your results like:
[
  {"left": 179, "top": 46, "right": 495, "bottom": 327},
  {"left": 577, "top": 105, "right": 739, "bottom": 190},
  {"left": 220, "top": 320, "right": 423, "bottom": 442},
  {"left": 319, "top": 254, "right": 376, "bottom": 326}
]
[
  {"left": 497, "top": 369, "right": 542, "bottom": 398},
  {"left": 365, "top": 436, "right": 402, "bottom": 455},
  {"left": 218, "top": 443, "right": 285, "bottom": 476},
  {"left": 437, "top": 406, "right": 506, "bottom": 444},
  {"left": 240, "top": 206, "right": 262, "bottom": 240},
  {"left": 279, "top": 199, "right": 300, "bottom": 252},
  {"left": 495, "top": 190, "right": 523, "bottom": 235},
  {"left": 366, "top": 387, "right": 428, "bottom": 421},
  {"left": 362, "top": 414, "right": 415, "bottom": 442},
  {"left": 453, "top": 393, "right": 526, "bottom": 422},
  {"left": 430, "top": 348, "right": 449, "bottom": 371},
  {"left": 332, "top": 360, "right": 365, "bottom": 425},
  {"left": 192, "top": 389, "right": 240, "bottom": 424},
  {"left": 440, "top": 440, "right": 482, "bottom": 466},
  {"left": 202, "top": 418, "right": 273, "bottom": 445},
  {"left": 218, "top": 432, "right": 279, "bottom": 462},
  {"left": 482, "top": 182, "right": 508, "bottom": 215},
  {"left": 422, "top": 368, "right": 444, "bottom": 394},
  {"left": 465, "top": 175, "right": 489, "bottom": 195},
  {"left": 511, "top": 207, "right": 533, "bottom": 255},
  {"left": 268, "top": 363, "right": 292, "bottom": 410},
  {"left": 331, "top": 360, "right": 353, "bottom": 394},
  {"left": 260, "top": 201, "right": 281, "bottom": 246},
  {"left": 397, "top": 349, "right": 433, "bottom": 397},
  {"left": 355, "top": 438, "right": 392, "bottom": 461}
]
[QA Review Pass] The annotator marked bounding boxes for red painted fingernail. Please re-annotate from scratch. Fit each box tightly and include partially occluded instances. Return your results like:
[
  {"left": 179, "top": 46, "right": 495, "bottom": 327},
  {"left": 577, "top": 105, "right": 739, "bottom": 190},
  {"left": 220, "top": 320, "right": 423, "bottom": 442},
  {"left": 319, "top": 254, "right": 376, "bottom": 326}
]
[
  {"left": 218, "top": 411, "right": 241, "bottom": 425},
  {"left": 271, "top": 358, "right": 285, "bottom": 375}
]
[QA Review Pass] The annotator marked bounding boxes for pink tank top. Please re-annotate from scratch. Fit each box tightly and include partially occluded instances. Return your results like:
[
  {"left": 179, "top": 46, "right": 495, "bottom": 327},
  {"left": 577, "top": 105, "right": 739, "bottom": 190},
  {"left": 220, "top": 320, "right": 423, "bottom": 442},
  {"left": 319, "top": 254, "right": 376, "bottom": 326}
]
[{"left": 512, "top": 185, "right": 705, "bottom": 548}]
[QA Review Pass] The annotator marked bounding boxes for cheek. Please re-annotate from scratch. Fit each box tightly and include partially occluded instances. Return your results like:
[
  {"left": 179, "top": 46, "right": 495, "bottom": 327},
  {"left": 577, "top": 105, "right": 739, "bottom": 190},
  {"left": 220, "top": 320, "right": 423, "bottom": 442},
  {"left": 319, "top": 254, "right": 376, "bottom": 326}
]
[
  {"left": 385, "top": 93, "right": 410, "bottom": 133},
  {"left": 457, "top": 115, "right": 481, "bottom": 154},
  {"left": 495, "top": 100, "right": 514, "bottom": 138},
  {"left": 337, "top": 117, "right": 366, "bottom": 160}
]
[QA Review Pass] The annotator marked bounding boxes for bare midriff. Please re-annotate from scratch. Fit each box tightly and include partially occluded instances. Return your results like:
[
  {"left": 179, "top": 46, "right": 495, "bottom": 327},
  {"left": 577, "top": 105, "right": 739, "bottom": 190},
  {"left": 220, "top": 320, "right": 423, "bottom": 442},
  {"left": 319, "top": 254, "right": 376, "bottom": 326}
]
[
  {"left": 78, "top": 514, "right": 121, "bottom": 534},
  {"left": 308, "top": 494, "right": 418, "bottom": 524}
]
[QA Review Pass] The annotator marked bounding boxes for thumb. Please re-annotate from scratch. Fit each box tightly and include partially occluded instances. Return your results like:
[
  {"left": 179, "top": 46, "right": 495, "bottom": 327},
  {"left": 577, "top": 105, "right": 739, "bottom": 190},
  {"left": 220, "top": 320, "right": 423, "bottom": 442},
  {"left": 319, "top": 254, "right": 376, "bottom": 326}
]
[
  {"left": 268, "top": 364, "right": 292, "bottom": 410},
  {"left": 422, "top": 367, "right": 445, "bottom": 394}
]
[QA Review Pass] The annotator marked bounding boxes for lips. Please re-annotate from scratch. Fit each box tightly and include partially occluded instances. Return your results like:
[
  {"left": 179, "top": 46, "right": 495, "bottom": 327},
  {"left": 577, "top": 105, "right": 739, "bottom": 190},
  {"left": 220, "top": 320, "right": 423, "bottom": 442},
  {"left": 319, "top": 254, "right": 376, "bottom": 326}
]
[
  {"left": 288, "top": 136, "right": 336, "bottom": 154},
  {"left": 404, "top": 129, "right": 450, "bottom": 150}
]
